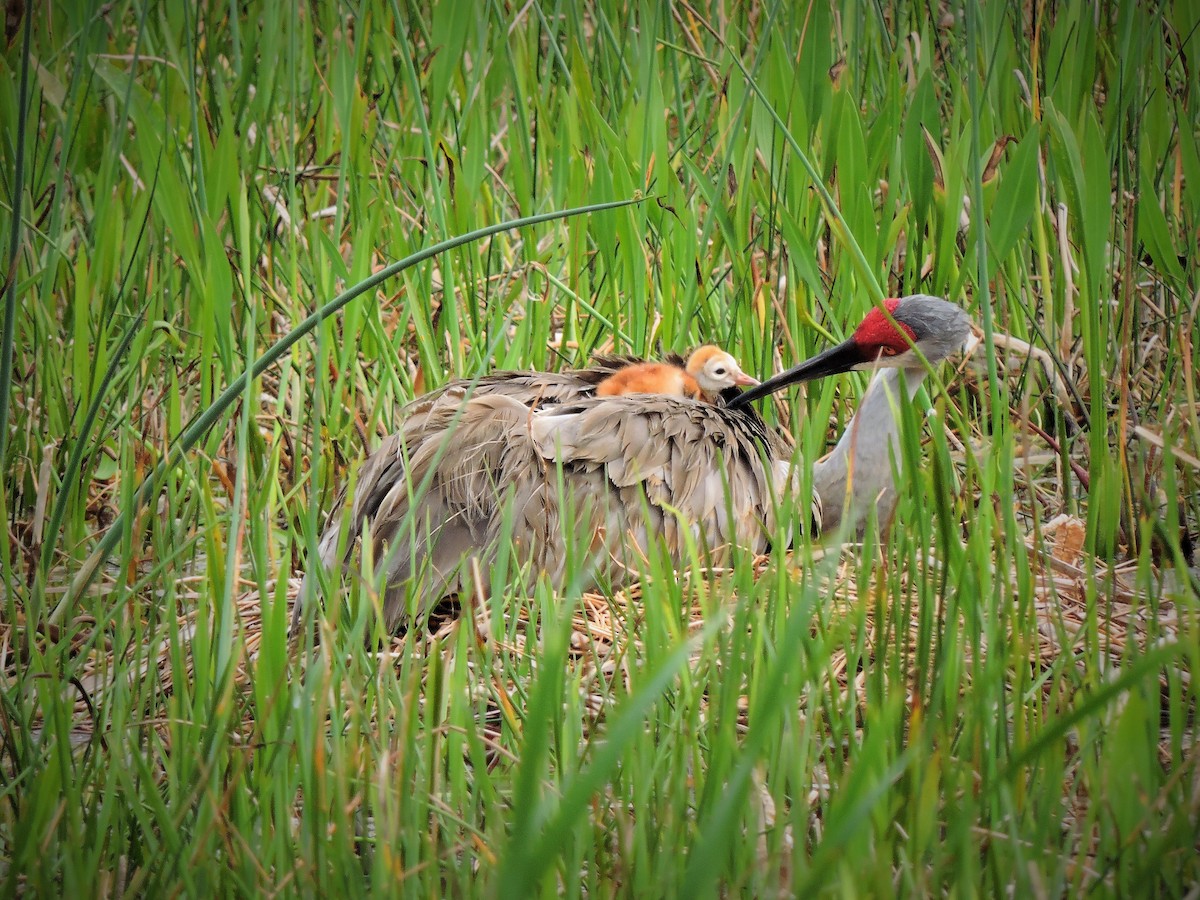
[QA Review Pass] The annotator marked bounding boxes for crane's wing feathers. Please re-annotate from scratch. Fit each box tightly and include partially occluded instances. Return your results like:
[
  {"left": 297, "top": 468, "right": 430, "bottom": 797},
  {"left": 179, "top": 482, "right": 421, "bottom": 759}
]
[{"left": 528, "top": 395, "right": 781, "bottom": 552}]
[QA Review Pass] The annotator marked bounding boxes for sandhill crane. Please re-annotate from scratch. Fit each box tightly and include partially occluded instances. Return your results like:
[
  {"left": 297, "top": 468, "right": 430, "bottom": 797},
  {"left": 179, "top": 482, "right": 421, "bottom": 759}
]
[
  {"left": 596, "top": 345, "right": 759, "bottom": 402},
  {"left": 294, "top": 294, "right": 972, "bottom": 634}
]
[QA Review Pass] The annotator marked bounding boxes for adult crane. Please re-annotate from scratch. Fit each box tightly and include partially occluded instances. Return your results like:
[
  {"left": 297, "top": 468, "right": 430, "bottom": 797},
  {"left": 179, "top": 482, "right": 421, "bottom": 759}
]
[{"left": 293, "top": 294, "right": 972, "bottom": 634}]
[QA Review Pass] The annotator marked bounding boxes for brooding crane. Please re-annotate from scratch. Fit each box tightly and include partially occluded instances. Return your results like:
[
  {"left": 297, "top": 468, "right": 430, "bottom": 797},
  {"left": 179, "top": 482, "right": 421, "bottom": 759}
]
[{"left": 294, "top": 295, "right": 972, "bottom": 634}]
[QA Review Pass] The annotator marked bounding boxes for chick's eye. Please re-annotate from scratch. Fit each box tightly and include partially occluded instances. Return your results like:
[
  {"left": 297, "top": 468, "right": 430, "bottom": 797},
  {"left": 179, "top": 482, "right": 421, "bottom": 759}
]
[{"left": 714, "top": 367, "right": 726, "bottom": 376}]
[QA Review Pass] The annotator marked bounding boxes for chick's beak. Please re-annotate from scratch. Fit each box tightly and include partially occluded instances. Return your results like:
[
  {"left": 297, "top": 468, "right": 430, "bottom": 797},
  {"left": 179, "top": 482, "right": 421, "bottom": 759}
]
[{"left": 733, "top": 370, "right": 760, "bottom": 387}]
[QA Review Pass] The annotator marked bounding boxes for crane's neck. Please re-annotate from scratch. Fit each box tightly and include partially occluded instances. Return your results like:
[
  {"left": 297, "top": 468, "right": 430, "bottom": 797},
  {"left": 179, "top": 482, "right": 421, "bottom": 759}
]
[{"left": 812, "top": 366, "right": 928, "bottom": 535}]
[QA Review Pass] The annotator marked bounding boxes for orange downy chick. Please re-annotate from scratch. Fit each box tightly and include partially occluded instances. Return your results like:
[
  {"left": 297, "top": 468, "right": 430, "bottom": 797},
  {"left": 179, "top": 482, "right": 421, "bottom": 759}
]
[{"left": 596, "top": 345, "right": 758, "bottom": 402}]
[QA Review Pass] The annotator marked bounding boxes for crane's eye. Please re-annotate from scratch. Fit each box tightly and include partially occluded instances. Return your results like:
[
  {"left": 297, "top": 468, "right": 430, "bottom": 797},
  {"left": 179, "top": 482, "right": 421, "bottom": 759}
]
[{"left": 879, "top": 345, "right": 899, "bottom": 357}]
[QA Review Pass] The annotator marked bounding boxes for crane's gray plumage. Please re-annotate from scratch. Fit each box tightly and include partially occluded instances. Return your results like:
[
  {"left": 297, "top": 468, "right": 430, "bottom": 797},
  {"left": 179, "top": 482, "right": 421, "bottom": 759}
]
[{"left": 294, "top": 295, "right": 972, "bottom": 635}]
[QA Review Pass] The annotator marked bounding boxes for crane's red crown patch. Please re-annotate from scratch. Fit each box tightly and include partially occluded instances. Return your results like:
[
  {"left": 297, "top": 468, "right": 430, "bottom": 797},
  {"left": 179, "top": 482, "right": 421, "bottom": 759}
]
[{"left": 854, "top": 298, "right": 917, "bottom": 354}]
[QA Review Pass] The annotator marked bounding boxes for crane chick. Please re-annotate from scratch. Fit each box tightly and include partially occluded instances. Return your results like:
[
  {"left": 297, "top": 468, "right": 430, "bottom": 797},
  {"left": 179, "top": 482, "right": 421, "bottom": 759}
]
[{"left": 595, "top": 345, "right": 759, "bottom": 402}]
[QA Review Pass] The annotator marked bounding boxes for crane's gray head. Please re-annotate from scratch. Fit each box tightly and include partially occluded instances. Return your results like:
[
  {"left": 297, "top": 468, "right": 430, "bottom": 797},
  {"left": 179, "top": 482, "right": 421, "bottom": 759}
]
[{"left": 727, "top": 295, "right": 972, "bottom": 409}]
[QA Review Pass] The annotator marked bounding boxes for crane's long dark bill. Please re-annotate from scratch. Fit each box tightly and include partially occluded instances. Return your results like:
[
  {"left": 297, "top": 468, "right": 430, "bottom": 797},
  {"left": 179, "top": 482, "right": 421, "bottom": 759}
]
[{"left": 726, "top": 338, "right": 863, "bottom": 409}]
